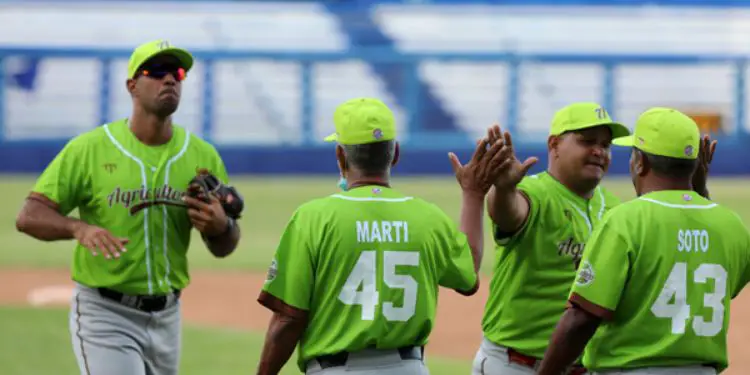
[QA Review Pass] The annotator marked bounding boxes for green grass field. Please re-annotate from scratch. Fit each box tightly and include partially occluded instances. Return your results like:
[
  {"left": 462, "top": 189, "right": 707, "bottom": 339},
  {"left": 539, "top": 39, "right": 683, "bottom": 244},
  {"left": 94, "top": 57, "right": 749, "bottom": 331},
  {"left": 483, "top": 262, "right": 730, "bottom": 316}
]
[{"left": 2, "top": 174, "right": 749, "bottom": 374}]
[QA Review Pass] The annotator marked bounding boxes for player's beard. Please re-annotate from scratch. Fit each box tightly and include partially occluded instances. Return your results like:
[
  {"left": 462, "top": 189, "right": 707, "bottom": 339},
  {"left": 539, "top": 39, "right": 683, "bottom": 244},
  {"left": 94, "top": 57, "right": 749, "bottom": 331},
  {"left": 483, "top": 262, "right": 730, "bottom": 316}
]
[{"left": 153, "top": 96, "right": 179, "bottom": 118}]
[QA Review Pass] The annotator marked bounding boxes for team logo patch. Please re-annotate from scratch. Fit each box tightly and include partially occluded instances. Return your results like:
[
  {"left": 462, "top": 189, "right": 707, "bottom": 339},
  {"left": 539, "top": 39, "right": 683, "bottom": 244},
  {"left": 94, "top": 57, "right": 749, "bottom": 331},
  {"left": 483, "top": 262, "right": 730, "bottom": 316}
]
[
  {"left": 683, "top": 194, "right": 693, "bottom": 201},
  {"left": 265, "top": 259, "right": 278, "bottom": 283},
  {"left": 372, "top": 128, "right": 383, "bottom": 140},
  {"left": 575, "top": 261, "right": 595, "bottom": 287},
  {"left": 684, "top": 145, "right": 694, "bottom": 157},
  {"left": 638, "top": 137, "right": 645, "bottom": 145},
  {"left": 372, "top": 187, "right": 381, "bottom": 194}
]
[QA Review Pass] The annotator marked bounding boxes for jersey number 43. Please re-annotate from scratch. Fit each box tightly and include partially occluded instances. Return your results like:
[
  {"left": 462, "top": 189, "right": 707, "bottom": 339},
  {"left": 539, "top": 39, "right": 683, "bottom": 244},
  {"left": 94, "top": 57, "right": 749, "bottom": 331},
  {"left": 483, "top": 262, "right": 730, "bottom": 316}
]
[
  {"left": 651, "top": 262, "right": 728, "bottom": 337},
  {"left": 338, "top": 250, "right": 419, "bottom": 322}
]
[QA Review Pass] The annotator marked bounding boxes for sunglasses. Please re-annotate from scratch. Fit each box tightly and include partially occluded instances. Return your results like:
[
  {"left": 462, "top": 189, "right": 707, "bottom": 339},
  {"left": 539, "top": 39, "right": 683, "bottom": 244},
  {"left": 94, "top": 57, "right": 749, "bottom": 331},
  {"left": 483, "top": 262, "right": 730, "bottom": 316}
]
[{"left": 136, "top": 64, "right": 186, "bottom": 82}]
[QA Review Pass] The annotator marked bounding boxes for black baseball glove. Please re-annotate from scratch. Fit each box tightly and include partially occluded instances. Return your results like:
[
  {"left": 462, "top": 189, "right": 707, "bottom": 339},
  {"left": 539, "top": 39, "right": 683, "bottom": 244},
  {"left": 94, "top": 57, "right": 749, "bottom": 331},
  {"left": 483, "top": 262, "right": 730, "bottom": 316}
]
[{"left": 187, "top": 169, "right": 244, "bottom": 219}]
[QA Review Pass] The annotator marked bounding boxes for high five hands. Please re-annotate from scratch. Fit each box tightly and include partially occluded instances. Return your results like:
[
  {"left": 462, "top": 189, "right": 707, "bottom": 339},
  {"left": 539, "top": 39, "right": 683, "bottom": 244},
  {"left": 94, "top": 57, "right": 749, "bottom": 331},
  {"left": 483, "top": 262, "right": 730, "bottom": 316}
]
[{"left": 449, "top": 124, "right": 539, "bottom": 196}]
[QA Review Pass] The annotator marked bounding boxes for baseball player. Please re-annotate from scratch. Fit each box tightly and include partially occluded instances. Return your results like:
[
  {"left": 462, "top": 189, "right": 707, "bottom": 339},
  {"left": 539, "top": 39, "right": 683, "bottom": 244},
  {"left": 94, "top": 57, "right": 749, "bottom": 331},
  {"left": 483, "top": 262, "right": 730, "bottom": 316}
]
[
  {"left": 255, "top": 97, "right": 504, "bottom": 375},
  {"left": 15, "top": 40, "right": 242, "bottom": 375},
  {"left": 537, "top": 107, "right": 745, "bottom": 375},
  {"left": 473, "top": 102, "right": 716, "bottom": 375}
]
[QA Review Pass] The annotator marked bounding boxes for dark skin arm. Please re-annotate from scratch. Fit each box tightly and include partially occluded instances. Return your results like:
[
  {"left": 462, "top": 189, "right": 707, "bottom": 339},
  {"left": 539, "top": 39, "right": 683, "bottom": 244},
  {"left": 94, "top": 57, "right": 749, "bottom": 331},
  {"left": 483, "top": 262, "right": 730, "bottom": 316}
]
[
  {"left": 536, "top": 305, "right": 603, "bottom": 375},
  {"left": 183, "top": 195, "right": 240, "bottom": 258},
  {"left": 256, "top": 312, "right": 308, "bottom": 375},
  {"left": 448, "top": 135, "right": 516, "bottom": 296},
  {"left": 16, "top": 193, "right": 127, "bottom": 259},
  {"left": 16, "top": 193, "right": 83, "bottom": 241},
  {"left": 692, "top": 135, "right": 717, "bottom": 200},
  {"left": 452, "top": 191, "right": 484, "bottom": 296},
  {"left": 484, "top": 125, "right": 538, "bottom": 235}
]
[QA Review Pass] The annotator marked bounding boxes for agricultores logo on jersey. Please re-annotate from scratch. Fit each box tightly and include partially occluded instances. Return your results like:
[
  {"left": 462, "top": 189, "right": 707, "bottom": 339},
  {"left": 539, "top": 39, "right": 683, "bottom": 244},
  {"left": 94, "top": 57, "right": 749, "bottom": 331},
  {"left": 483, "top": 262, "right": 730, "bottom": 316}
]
[
  {"left": 557, "top": 237, "right": 586, "bottom": 267},
  {"left": 107, "top": 184, "right": 188, "bottom": 215}
]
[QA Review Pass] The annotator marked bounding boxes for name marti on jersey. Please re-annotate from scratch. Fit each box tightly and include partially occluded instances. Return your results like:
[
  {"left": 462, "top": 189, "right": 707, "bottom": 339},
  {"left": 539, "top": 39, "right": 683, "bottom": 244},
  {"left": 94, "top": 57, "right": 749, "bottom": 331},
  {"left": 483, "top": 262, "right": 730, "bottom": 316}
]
[{"left": 356, "top": 220, "right": 409, "bottom": 243}]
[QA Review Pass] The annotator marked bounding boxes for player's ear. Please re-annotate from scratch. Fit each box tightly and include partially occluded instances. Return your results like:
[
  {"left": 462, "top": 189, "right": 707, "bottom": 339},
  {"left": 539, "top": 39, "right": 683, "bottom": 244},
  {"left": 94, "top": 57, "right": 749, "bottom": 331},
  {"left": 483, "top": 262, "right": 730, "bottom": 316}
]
[
  {"left": 335, "top": 144, "right": 347, "bottom": 177},
  {"left": 635, "top": 149, "right": 648, "bottom": 176},
  {"left": 126, "top": 78, "right": 137, "bottom": 96},
  {"left": 391, "top": 141, "right": 400, "bottom": 168},
  {"left": 547, "top": 135, "right": 561, "bottom": 159}
]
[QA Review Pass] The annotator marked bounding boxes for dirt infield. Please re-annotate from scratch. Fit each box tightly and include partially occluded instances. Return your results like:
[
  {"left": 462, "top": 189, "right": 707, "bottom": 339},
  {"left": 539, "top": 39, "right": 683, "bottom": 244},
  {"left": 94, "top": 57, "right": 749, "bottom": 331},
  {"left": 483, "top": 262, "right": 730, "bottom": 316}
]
[{"left": 2, "top": 267, "right": 750, "bottom": 374}]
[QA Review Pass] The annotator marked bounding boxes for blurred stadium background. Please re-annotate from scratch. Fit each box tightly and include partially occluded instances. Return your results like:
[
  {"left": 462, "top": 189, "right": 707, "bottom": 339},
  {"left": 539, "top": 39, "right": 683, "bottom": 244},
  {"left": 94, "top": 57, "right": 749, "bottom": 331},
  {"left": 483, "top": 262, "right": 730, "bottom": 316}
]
[{"left": 2, "top": 0, "right": 750, "bottom": 374}]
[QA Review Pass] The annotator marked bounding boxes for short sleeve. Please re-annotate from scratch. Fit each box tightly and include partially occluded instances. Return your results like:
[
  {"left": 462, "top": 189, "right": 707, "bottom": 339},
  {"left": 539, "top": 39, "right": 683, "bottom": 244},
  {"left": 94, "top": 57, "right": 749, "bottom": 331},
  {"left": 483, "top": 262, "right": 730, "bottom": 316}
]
[
  {"left": 208, "top": 145, "right": 229, "bottom": 184},
  {"left": 568, "top": 213, "right": 632, "bottom": 320},
  {"left": 258, "top": 209, "right": 315, "bottom": 318},
  {"left": 494, "top": 176, "right": 543, "bottom": 246},
  {"left": 437, "top": 220, "right": 478, "bottom": 292},
  {"left": 31, "top": 137, "right": 87, "bottom": 216},
  {"left": 734, "top": 224, "right": 750, "bottom": 298}
]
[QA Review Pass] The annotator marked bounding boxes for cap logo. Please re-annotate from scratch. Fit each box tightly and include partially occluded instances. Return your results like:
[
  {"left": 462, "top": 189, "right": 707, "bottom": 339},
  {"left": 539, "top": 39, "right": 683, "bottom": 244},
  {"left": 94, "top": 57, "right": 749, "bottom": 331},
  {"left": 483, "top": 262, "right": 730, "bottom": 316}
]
[
  {"left": 157, "top": 40, "right": 172, "bottom": 50},
  {"left": 684, "top": 145, "right": 694, "bottom": 156},
  {"left": 638, "top": 137, "right": 645, "bottom": 145},
  {"left": 683, "top": 194, "right": 693, "bottom": 201},
  {"left": 595, "top": 107, "right": 608, "bottom": 120},
  {"left": 372, "top": 188, "right": 382, "bottom": 194},
  {"left": 373, "top": 128, "right": 383, "bottom": 140}
]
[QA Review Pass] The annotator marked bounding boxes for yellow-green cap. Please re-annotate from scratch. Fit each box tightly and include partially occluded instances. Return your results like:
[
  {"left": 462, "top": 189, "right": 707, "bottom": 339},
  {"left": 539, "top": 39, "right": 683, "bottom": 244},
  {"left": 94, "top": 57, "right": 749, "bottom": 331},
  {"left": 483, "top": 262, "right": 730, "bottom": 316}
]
[
  {"left": 127, "top": 40, "right": 194, "bottom": 79},
  {"left": 612, "top": 107, "right": 700, "bottom": 160},
  {"left": 324, "top": 97, "right": 396, "bottom": 145},
  {"left": 550, "top": 102, "right": 630, "bottom": 139}
]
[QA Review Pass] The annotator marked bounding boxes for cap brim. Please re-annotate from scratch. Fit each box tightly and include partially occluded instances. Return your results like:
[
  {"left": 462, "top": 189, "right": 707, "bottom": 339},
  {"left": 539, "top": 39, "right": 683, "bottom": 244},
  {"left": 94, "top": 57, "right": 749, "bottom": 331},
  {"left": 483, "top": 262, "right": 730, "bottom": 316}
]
[
  {"left": 323, "top": 133, "right": 338, "bottom": 142},
  {"left": 156, "top": 47, "right": 194, "bottom": 72},
  {"left": 606, "top": 122, "right": 631, "bottom": 139},
  {"left": 612, "top": 135, "right": 635, "bottom": 147},
  {"left": 131, "top": 47, "right": 194, "bottom": 78}
]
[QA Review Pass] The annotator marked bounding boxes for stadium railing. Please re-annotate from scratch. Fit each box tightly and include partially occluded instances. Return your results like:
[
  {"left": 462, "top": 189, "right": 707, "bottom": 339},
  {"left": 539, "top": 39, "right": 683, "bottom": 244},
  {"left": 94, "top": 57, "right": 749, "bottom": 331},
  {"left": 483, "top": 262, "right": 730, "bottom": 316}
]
[{"left": 1, "top": 46, "right": 748, "bottom": 175}]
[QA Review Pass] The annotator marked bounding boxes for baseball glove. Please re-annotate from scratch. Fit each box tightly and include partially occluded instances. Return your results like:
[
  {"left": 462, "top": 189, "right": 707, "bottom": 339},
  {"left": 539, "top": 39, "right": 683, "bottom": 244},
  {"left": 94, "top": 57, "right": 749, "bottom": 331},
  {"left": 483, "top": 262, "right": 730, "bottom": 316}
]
[{"left": 187, "top": 169, "right": 244, "bottom": 219}]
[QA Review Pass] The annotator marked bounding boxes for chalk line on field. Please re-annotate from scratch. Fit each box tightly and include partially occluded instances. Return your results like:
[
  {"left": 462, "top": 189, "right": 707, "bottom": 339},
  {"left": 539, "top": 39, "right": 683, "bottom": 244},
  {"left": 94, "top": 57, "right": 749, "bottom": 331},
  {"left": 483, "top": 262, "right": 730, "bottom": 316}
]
[{"left": 27, "top": 285, "right": 74, "bottom": 307}]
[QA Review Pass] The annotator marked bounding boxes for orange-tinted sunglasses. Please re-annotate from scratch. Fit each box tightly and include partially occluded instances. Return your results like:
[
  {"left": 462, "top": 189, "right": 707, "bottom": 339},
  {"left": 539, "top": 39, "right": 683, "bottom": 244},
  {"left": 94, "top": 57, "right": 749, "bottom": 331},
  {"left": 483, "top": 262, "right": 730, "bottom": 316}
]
[{"left": 137, "top": 65, "right": 186, "bottom": 82}]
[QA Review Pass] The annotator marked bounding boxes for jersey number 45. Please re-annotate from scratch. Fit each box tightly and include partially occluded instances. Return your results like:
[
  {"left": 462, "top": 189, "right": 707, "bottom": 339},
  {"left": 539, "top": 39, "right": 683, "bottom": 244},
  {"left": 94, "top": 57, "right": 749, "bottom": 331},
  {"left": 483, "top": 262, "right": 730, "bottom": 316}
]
[
  {"left": 651, "top": 262, "right": 727, "bottom": 337},
  {"left": 338, "top": 250, "right": 419, "bottom": 322}
]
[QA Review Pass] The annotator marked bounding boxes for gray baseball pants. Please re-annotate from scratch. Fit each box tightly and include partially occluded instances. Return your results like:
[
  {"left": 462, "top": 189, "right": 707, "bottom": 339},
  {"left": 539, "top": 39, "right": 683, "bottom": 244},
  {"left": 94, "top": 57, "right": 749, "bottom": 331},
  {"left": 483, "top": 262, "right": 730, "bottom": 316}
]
[
  {"left": 69, "top": 283, "right": 182, "bottom": 375},
  {"left": 305, "top": 347, "right": 429, "bottom": 375},
  {"left": 472, "top": 337, "right": 588, "bottom": 375},
  {"left": 590, "top": 366, "right": 716, "bottom": 375}
]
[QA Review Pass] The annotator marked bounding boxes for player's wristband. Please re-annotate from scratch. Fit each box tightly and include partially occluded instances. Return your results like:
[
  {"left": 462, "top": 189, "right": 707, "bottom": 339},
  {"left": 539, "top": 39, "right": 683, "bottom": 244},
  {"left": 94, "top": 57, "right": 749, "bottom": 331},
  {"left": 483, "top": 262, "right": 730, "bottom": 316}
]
[{"left": 208, "top": 217, "right": 235, "bottom": 239}]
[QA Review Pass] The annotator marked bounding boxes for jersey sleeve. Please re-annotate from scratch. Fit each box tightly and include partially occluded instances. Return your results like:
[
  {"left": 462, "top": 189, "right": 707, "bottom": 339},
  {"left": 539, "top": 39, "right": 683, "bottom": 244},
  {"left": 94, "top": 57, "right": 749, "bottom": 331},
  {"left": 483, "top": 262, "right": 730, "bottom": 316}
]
[
  {"left": 438, "top": 225, "right": 478, "bottom": 292},
  {"left": 31, "top": 137, "right": 88, "bottom": 216},
  {"left": 568, "top": 211, "right": 632, "bottom": 320},
  {"left": 207, "top": 143, "right": 229, "bottom": 184},
  {"left": 494, "top": 176, "right": 544, "bottom": 246},
  {"left": 733, "top": 218, "right": 750, "bottom": 299},
  {"left": 258, "top": 208, "right": 315, "bottom": 319}
]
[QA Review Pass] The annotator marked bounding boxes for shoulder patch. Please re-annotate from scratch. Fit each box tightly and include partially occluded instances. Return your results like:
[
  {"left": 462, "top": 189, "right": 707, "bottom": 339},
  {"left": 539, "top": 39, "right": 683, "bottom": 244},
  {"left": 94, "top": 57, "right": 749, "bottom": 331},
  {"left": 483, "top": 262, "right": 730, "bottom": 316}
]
[
  {"left": 265, "top": 258, "right": 278, "bottom": 283},
  {"left": 576, "top": 261, "right": 595, "bottom": 287}
]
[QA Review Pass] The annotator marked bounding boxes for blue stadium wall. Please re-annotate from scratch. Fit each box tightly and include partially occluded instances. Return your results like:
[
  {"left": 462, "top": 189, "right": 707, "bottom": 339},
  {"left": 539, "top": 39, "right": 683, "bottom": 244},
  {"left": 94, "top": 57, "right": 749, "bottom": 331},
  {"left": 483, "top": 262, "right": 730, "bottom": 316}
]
[
  {"left": 3, "top": 140, "right": 749, "bottom": 177},
  {"left": 2, "top": 0, "right": 750, "bottom": 176}
]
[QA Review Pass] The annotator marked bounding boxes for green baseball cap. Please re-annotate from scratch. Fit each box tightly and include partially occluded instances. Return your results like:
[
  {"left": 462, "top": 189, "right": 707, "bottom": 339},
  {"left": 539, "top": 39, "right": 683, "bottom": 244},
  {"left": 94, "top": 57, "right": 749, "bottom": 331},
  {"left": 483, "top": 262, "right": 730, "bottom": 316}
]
[
  {"left": 127, "top": 39, "right": 194, "bottom": 79},
  {"left": 612, "top": 107, "right": 700, "bottom": 160},
  {"left": 323, "top": 97, "right": 396, "bottom": 145},
  {"left": 550, "top": 102, "right": 630, "bottom": 139}
]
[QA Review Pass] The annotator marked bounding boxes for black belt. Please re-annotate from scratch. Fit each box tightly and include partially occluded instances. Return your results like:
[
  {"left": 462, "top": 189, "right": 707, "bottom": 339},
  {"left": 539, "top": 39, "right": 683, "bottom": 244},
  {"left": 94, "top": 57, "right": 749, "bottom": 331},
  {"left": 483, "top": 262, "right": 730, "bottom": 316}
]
[
  {"left": 314, "top": 346, "right": 423, "bottom": 370},
  {"left": 97, "top": 288, "right": 181, "bottom": 313}
]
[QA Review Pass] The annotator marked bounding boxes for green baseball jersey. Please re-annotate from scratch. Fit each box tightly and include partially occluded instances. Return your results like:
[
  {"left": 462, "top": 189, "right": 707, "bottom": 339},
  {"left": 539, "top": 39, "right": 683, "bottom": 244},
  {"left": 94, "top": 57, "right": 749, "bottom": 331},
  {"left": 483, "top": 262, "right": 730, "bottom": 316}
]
[
  {"left": 32, "top": 119, "right": 229, "bottom": 295},
  {"left": 570, "top": 190, "right": 750, "bottom": 372},
  {"left": 482, "top": 171, "right": 621, "bottom": 358},
  {"left": 259, "top": 185, "right": 478, "bottom": 372}
]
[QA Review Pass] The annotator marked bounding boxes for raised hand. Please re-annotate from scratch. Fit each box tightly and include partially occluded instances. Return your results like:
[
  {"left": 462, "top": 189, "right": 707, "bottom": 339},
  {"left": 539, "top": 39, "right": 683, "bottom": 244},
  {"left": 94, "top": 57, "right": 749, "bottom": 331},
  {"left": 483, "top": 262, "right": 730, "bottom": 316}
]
[
  {"left": 485, "top": 124, "right": 538, "bottom": 191},
  {"left": 448, "top": 137, "right": 506, "bottom": 198},
  {"left": 692, "top": 134, "right": 717, "bottom": 198},
  {"left": 73, "top": 224, "right": 129, "bottom": 259}
]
